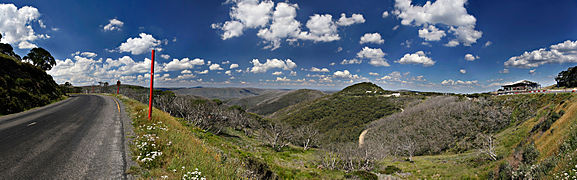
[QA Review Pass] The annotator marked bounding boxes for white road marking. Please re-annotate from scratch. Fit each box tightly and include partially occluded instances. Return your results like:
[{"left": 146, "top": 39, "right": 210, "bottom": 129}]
[{"left": 27, "top": 122, "right": 36, "bottom": 126}]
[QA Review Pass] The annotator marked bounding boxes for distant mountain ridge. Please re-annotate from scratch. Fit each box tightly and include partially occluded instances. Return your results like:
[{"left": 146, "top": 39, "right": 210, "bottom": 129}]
[
  {"left": 167, "top": 87, "right": 289, "bottom": 100},
  {"left": 226, "top": 89, "right": 325, "bottom": 116}
]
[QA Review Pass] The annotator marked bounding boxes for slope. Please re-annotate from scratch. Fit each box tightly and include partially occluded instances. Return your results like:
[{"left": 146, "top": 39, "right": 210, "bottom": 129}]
[
  {"left": 226, "top": 89, "right": 325, "bottom": 116},
  {"left": 169, "top": 87, "right": 287, "bottom": 100},
  {"left": 271, "top": 82, "right": 418, "bottom": 144}
]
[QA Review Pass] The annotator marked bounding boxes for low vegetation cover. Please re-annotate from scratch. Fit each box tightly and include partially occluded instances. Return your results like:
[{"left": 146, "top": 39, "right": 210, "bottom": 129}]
[
  {"left": 115, "top": 81, "right": 577, "bottom": 179},
  {"left": 226, "top": 89, "right": 325, "bottom": 116},
  {"left": 0, "top": 35, "right": 64, "bottom": 115}
]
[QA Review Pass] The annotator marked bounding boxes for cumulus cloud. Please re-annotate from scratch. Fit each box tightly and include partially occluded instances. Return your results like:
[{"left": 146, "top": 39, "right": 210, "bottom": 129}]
[
  {"left": 118, "top": 33, "right": 161, "bottom": 55},
  {"left": 80, "top": 52, "right": 97, "bottom": 58},
  {"left": 48, "top": 55, "right": 166, "bottom": 85},
  {"left": 275, "top": 76, "right": 291, "bottom": 82},
  {"left": 229, "top": 63, "right": 239, "bottom": 69},
  {"left": 272, "top": 71, "right": 283, "bottom": 75},
  {"left": 0, "top": 4, "right": 48, "bottom": 49},
  {"left": 209, "top": 63, "right": 224, "bottom": 70},
  {"left": 382, "top": 11, "right": 389, "bottom": 18},
  {"left": 484, "top": 41, "right": 493, "bottom": 47},
  {"left": 256, "top": 2, "right": 301, "bottom": 50},
  {"left": 225, "top": 70, "right": 232, "bottom": 75},
  {"left": 336, "top": 13, "right": 365, "bottom": 26},
  {"left": 499, "top": 68, "right": 509, "bottom": 74},
  {"left": 215, "top": 1, "right": 363, "bottom": 50},
  {"left": 357, "top": 47, "right": 390, "bottom": 67},
  {"left": 163, "top": 58, "right": 204, "bottom": 72},
  {"left": 298, "top": 14, "right": 340, "bottom": 42},
  {"left": 341, "top": 59, "right": 362, "bottom": 65},
  {"left": 369, "top": 72, "right": 380, "bottom": 76},
  {"left": 250, "top": 58, "right": 297, "bottom": 73},
  {"left": 360, "top": 33, "right": 384, "bottom": 44},
  {"left": 459, "top": 69, "right": 466, "bottom": 74},
  {"left": 418, "top": 25, "right": 446, "bottom": 41},
  {"left": 464, "top": 53, "right": 479, "bottom": 61},
  {"left": 333, "top": 70, "right": 358, "bottom": 79},
  {"left": 310, "top": 67, "right": 330, "bottom": 72},
  {"left": 395, "top": 51, "right": 435, "bottom": 66},
  {"left": 394, "top": 0, "right": 482, "bottom": 46},
  {"left": 504, "top": 40, "right": 577, "bottom": 68},
  {"left": 160, "top": 54, "right": 170, "bottom": 59},
  {"left": 181, "top": 69, "right": 192, "bottom": 74},
  {"left": 103, "top": 18, "right": 124, "bottom": 31},
  {"left": 196, "top": 70, "right": 209, "bottom": 74},
  {"left": 441, "top": 79, "right": 478, "bottom": 86}
]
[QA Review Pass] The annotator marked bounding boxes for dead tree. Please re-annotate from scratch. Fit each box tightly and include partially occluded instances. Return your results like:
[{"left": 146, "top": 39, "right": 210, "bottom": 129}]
[
  {"left": 478, "top": 133, "right": 498, "bottom": 161},
  {"left": 296, "top": 125, "right": 319, "bottom": 151}
]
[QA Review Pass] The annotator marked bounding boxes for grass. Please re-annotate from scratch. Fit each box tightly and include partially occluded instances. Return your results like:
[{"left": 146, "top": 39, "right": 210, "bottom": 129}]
[
  {"left": 117, "top": 94, "right": 347, "bottom": 179},
  {"left": 116, "top": 94, "right": 240, "bottom": 179}
]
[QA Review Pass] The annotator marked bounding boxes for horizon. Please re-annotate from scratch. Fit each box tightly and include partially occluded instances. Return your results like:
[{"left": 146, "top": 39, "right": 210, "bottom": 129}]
[{"left": 1, "top": 0, "right": 576, "bottom": 94}]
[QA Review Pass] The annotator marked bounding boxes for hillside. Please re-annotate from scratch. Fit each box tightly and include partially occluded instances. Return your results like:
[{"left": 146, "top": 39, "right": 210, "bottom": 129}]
[
  {"left": 0, "top": 53, "right": 63, "bottom": 115},
  {"left": 168, "top": 87, "right": 288, "bottom": 100},
  {"left": 271, "top": 82, "right": 419, "bottom": 144},
  {"left": 226, "top": 89, "right": 325, "bottom": 115}
]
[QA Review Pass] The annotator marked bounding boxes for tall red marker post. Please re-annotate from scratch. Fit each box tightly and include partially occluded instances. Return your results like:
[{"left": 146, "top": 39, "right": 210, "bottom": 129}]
[
  {"left": 116, "top": 80, "right": 121, "bottom": 94},
  {"left": 148, "top": 49, "right": 155, "bottom": 120}
]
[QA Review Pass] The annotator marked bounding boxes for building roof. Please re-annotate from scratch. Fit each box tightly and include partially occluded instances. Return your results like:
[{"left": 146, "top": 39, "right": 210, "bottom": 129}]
[{"left": 502, "top": 80, "right": 539, "bottom": 88}]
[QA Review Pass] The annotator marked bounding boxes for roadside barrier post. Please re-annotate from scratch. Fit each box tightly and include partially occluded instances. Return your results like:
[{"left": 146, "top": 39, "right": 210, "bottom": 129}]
[{"left": 148, "top": 49, "right": 155, "bottom": 120}]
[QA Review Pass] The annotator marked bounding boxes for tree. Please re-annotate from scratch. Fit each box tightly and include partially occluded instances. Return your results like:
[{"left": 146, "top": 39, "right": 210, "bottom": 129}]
[
  {"left": 23, "top": 47, "right": 56, "bottom": 71},
  {"left": 478, "top": 133, "right": 498, "bottom": 161},
  {"left": 295, "top": 125, "right": 319, "bottom": 151},
  {"left": 555, "top": 66, "right": 577, "bottom": 88}
]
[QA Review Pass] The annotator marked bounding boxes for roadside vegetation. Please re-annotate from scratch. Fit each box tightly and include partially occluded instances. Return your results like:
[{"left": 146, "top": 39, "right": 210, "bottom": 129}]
[{"left": 0, "top": 33, "right": 64, "bottom": 115}]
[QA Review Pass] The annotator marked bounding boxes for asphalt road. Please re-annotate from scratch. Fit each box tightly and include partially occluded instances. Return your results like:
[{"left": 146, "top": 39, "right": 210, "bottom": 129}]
[{"left": 0, "top": 94, "right": 129, "bottom": 179}]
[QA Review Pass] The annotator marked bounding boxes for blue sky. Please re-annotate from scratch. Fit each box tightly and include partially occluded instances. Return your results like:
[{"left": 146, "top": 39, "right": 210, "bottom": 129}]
[{"left": 1, "top": 0, "right": 577, "bottom": 93}]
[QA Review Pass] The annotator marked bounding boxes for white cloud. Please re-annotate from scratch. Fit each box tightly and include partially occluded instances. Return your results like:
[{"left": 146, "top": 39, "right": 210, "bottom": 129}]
[
  {"left": 229, "top": 63, "right": 239, "bottom": 69},
  {"left": 484, "top": 41, "right": 493, "bottom": 47},
  {"left": 118, "top": 33, "right": 161, "bottom": 55},
  {"left": 160, "top": 54, "right": 170, "bottom": 59},
  {"left": 464, "top": 53, "right": 479, "bottom": 61},
  {"left": 225, "top": 70, "right": 232, "bottom": 75},
  {"left": 250, "top": 58, "right": 297, "bottom": 73},
  {"left": 333, "top": 70, "right": 359, "bottom": 79},
  {"left": 272, "top": 71, "right": 283, "bottom": 75},
  {"left": 459, "top": 69, "right": 466, "bottom": 74},
  {"left": 382, "top": 11, "right": 389, "bottom": 18},
  {"left": 196, "top": 70, "right": 209, "bottom": 74},
  {"left": 392, "top": 25, "right": 400, "bottom": 31},
  {"left": 529, "top": 69, "right": 536, "bottom": 74},
  {"left": 103, "top": 18, "right": 124, "bottom": 31},
  {"left": 357, "top": 47, "right": 390, "bottom": 67},
  {"left": 310, "top": 67, "right": 329, "bottom": 72},
  {"left": 213, "top": 0, "right": 274, "bottom": 40},
  {"left": 181, "top": 70, "right": 192, "bottom": 74},
  {"left": 499, "top": 68, "right": 509, "bottom": 74},
  {"left": 395, "top": 51, "right": 435, "bottom": 66},
  {"left": 298, "top": 14, "right": 340, "bottom": 42},
  {"left": 418, "top": 25, "right": 446, "bottom": 41},
  {"left": 336, "top": 13, "right": 365, "bottom": 26},
  {"left": 445, "top": 40, "right": 459, "bottom": 47},
  {"left": 275, "top": 76, "right": 291, "bottom": 82},
  {"left": 163, "top": 58, "right": 204, "bottom": 72},
  {"left": 80, "top": 52, "right": 97, "bottom": 58},
  {"left": 290, "top": 71, "right": 297, "bottom": 76},
  {"left": 209, "top": 63, "right": 224, "bottom": 70},
  {"left": 441, "top": 79, "right": 478, "bottom": 86},
  {"left": 360, "top": 33, "right": 384, "bottom": 44},
  {"left": 394, "top": 0, "right": 482, "bottom": 46},
  {"left": 341, "top": 59, "right": 362, "bottom": 65},
  {"left": 0, "top": 4, "right": 47, "bottom": 49},
  {"left": 379, "top": 71, "right": 403, "bottom": 81},
  {"left": 505, "top": 40, "right": 577, "bottom": 68},
  {"left": 369, "top": 72, "right": 380, "bottom": 76},
  {"left": 256, "top": 2, "right": 301, "bottom": 50},
  {"left": 329, "top": 62, "right": 336, "bottom": 66}
]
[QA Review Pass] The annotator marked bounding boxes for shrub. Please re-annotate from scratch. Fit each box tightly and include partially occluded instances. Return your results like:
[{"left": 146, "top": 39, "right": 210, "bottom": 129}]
[
  {"left": 522, "top": 144, "right": 539, "bottom": 164},
  {"left": 381, "top": 165, "right": 401, "bottom": 174},
  {"left": 350, "top": 171, "right": 378, "bottom": 180}
]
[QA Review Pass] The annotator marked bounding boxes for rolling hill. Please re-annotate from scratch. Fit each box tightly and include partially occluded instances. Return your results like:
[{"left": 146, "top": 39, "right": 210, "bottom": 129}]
[
  {"left": 167, "top": 87, "right": 288, "bottom": 100},
  {"left": 226, "top": 89, "right": 325, "bottom": 116},
  {"left": 271, "top": 82, "right": 421, "bottom": 144}
]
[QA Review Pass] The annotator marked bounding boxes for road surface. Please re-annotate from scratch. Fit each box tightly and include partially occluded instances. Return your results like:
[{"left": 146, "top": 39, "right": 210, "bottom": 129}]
[{"left": 0, "top": 94, "right": 130, "bottom": 179}]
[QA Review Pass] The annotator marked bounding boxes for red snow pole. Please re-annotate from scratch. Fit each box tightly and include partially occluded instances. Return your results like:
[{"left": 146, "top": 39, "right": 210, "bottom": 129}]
[{"left": 148, "top": 49, "right": 155, "bottom": 120}]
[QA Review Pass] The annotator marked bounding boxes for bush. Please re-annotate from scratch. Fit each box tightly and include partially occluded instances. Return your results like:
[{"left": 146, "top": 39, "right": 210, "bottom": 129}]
[
  {"left": 381, "top": 165, "right": 401, "bottom": 174},
  {"left": 522, "top": 144, "right": 539, "bottom": 164},
  {"left": 350, "top": 171, "right": 378, "bottom": 180}
]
